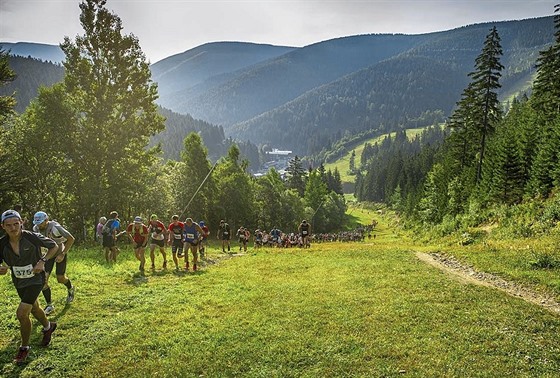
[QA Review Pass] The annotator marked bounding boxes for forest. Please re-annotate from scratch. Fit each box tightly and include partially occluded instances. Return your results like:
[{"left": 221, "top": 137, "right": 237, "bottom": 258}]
[
  {"left": 0, "top": 0, "right": 346, "bottom": 239},
  {"left": 1, "top": 0, "right": 559, "bottom": 244}
]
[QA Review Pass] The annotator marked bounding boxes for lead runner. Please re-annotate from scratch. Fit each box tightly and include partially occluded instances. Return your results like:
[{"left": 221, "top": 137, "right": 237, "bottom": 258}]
[{"left": 0, "top": 210, "right": 60, "bottom": 365}]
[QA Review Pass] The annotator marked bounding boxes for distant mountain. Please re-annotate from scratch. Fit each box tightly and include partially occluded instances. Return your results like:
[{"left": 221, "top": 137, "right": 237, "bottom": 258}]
[
  {"left": 0, "top": 54, "right": 260, "bottom": 166},
  {"left": 223, "top": 17, "right": 554, "bottom": 155},
  {"left": 0, "top": 56, "right": 64, "bottom": 113},
  {"left": 0, "top": 42, "right": 65, "bottom": 64},
  {"left": 157, "top": 35, "right": 431, "bottom": 126},
  {"left": 2, "top": 16, "right": 556, "bottom": 163},
  {"left": 150, "top": 42, "right": 296, "bottom": 97}
]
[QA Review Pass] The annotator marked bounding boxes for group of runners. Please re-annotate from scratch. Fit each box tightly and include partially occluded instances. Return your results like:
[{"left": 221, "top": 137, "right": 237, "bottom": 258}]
[
  {"left": 217, "top": 219, "right": 313, "bottom": 251},
  {"left": 0, "top": 209, "right": 75, "bottom": 365},
  {"left": 97, "top": 212, "right": 210, "bottom": 273},
  {"left": 0, "top": 206, "right": 313, "bottom": 366}
]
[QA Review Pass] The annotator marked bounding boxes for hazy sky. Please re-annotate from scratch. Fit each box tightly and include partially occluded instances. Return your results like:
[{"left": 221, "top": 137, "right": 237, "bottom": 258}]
[{"left": 0, "top": 0, "right": 557, "bottom": 63}]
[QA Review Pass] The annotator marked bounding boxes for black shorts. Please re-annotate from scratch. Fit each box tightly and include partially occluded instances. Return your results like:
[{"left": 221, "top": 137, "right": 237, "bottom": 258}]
[
  {"left": 221, "top": 232, "right": 230, "bottom": 241},
  {"left": 44, "top": 254, "right": 67, "bottom": 276},
  {"left": 102, "top": 234, "right": 115, "bottom": 248},
  {"left": 171, "top": 239, "right": 183, "bottom": 253},
  {"left": 16, "top": 284, "right": 43, "bottom": 305},
  {"left": 151, "top": 238, "right": 165, "bottom": 247},
  {"left": 133, "top": 241, "right": 145, "bottom": 249}
]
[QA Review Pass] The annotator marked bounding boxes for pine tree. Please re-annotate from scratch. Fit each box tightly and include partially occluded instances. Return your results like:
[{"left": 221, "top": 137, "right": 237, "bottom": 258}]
[
  {"left": 527, "top": 4, "right": 560, "bottom": 197},
  {"left": 349, "top": 150, "right": 356, "bottom": 174},
  {"left": 469, "top": 26, "right": 504, "bottom": 184},
  {"left": 532, "top": 4, "right": 560, "bottom": 120}
]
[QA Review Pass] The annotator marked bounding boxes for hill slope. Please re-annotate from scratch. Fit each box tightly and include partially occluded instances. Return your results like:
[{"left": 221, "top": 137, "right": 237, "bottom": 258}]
[
  {"left": 0, "top": 42, "right": 65, "bottom": 64},
  {"left": 228, "top": 17, "right": 554, "bottom": 155}
]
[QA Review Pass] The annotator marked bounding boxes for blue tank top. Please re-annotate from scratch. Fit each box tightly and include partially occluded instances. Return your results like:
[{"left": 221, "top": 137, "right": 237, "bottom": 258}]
[{"left": 183, "top": 223, "right": 198, "bottom": 242}]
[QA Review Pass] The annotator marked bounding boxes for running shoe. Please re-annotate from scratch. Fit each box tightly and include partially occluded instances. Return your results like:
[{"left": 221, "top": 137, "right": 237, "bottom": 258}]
[
  {"left": 66, "top": 286, "right": 75, "bottom": 303},
  {"left": 44, "top": 304, "right": 55, "bottom": 315},
  {"left": 41, "top": 322, "right": 57, "bottom": 346},
  {"left": 177, "top": 252, "right": 183, "bottom": 258},
  {"left": 13, "top": 346, "right": 30, "bottom": 365}
]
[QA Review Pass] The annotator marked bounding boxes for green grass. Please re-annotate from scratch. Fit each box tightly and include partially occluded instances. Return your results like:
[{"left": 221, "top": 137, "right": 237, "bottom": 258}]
[{"left": 2, "top": 233, "right": 560, "bottom": 377}]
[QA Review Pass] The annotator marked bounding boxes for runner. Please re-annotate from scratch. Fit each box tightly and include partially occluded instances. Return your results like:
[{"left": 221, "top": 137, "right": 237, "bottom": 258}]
[
  {"left": 298, "top": 220, "right": 311, "bottom": 248},
  {"left": 148, "top": 214, "right": 167, "bottom": 270},
  {"left": 254, "top": 228, "right": 263, "bottom": 249},
  {"left": 217, "top": 219, "right": 231, "bottom": 252},
  {"left": 0, "top": 210, "right": 59, "bottom": 365},
  {"left": 183, "top": 217, "right": 205, "bottom": 271},
  {"left": 270, "top": 226, "right": 282, "bottom": 248},
  {"left": 102, "top": 211, "right": 120, "bottom": 263},
  {"left": 96, "top": 216, "right": 107, "bottom": 245},
  {"left": 126, "top": 216, "right": 149, "bottom": 273},
  {"left": 236, "top": 226, "right": 251, "bottom": 252},
  {"left": 167, "top": 215, "right": 184, "bottom": 270},
  {"left": 32, "top": 211, "right": 76, "bottom": 315},
  {"left": 198, "top": 221, "right": 209, "bottom": 259}
]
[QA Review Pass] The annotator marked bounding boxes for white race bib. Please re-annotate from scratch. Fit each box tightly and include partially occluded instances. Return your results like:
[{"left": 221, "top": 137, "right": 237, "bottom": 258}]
[
  {"left": 152, "top": 232, "right": 164, "bottom": 240},
  {"left": 186, "top": 233, "right": 195, "bottom": 239},
  {"left": 174, "top": 234, "right": 182, "bottom": 239},
  {"left": 13, "top": 264, "right": 35, "bottom": 279},
  {"left": 303, "top": 231, "right": 308, "bottom": 235}
]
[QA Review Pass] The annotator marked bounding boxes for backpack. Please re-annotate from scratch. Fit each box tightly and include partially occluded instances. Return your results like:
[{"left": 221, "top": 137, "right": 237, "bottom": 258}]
[{"left": 101, "top": 219, "right": 114, "bottom": 235}]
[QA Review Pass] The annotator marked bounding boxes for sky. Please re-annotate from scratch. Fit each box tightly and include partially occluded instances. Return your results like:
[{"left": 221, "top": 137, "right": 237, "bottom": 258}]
[{"left": 0, "top": 0, "right": 557, "bottom": 63}]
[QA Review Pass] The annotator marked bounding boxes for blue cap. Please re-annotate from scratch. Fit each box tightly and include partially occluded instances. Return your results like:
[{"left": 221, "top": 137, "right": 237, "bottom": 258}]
[
  {"left": 33, "top": 211, "right": 48, "bottom": 225},
  {"left": 1, "top": 210, "right": 21, "bottom": 223},
  {"left": 199, "top": 221, "right": 205, "bottom": 226}
]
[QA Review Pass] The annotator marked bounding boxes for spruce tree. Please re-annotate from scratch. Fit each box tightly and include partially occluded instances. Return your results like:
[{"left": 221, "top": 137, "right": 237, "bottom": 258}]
[
  {"left": 532, "top": 4, "right": 560, "bottom": 120},
  {"left": 469, "top": 26, "right": 504, "bottom": 184}
]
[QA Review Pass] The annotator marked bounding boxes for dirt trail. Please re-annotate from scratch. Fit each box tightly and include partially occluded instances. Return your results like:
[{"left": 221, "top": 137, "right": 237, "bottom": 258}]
[{"left": 415, "top": 252, "right": 560, "bottom": 315}]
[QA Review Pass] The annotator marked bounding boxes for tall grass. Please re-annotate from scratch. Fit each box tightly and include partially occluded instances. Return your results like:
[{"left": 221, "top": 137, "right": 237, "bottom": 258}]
[{"left": 2, "top": 237, "right": 560, "bottom": 377}]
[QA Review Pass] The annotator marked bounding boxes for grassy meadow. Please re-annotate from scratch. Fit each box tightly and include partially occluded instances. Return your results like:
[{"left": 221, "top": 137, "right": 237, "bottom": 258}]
[{"left": 2, "top": 220, "right": 560, "bottom": 377}]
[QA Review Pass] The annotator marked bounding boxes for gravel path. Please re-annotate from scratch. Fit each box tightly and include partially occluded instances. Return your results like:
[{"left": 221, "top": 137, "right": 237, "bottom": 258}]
[{"left": 415, "top": 252, "right": 560, "bottom": 315}]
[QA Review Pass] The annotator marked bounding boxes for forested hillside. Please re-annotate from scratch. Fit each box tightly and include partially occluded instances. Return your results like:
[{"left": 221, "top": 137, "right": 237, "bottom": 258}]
[
  {"left": 150, "top": 42, "right": 296, "bottom": 97},
  {"left": 228, "top": 17, "right": 554, "bottom": 156},
  {"left": 355, "top": 6, "right": 560, "bottom": 241},
  {"left": 159, "top": 34, "right": 429, "bottom": 126},
  {"left": 0, "top": 56, "right": 64, "bottom": 113},
  {"left": 0, "top": 55, "right": 263, "bottom": 166}
]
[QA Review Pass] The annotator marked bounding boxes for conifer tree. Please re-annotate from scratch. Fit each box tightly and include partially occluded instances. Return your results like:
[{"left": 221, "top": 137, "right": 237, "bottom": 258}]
[
  {"left": 532, "top": 4, "right": 560, "bottom": 120},
  {"left": 469, "top": 26, "right": 504, "bottom": 184},
  {"left": 526, "top": 5, "right": 560, "bottom": 197}
]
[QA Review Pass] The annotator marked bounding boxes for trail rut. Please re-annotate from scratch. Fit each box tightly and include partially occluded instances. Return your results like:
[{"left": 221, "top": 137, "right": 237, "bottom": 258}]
[{"left": 416, "top": 252, "right": 560, "bottom": 315}]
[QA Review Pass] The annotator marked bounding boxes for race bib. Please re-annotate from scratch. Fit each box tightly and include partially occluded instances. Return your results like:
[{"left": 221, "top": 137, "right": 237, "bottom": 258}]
[
  {"left": 152, "top": 232, "right": 164, "bottom": 240},
  {"left": 174, "top": 234, "right": 182, "bottom": 240},
  {"left": 186, "top": 233, "right": 195, "bottom": 240},
  {"left": 303, "top": 231, "right": 308, "bottom": 235},
  {"left": 13, "top": 264, "right": 35, "bottom": 279},
  {"left": 223, "top": 231, "right": 229, "bottom": 235}
]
